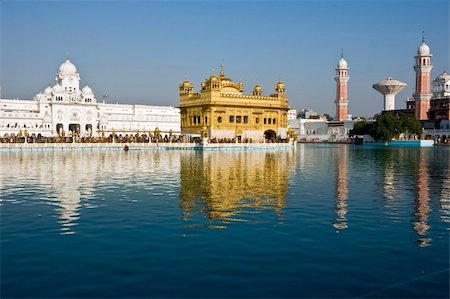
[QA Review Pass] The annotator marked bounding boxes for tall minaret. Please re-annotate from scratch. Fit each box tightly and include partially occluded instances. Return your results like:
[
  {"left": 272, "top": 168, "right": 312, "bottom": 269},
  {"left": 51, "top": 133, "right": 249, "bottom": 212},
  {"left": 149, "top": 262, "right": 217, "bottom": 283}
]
[
  {"left": 414, "top": 33, "right": 433, "bottom": 120},
  {"left": 335, "top": 50, "right": 349, "bottom": 121}
]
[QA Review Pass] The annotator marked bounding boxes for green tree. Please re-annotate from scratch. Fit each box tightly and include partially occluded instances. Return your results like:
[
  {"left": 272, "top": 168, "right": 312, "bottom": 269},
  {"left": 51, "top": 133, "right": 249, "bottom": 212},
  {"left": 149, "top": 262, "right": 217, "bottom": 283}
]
[
  {"left": 352, "top": 120, "right": 370, "bottom": 135},
  {"left": 371, "top": 112, "right": 421, "bottom": 142},
  {"left": 398, "top": 113, "right": 422, "bottom": 135}
]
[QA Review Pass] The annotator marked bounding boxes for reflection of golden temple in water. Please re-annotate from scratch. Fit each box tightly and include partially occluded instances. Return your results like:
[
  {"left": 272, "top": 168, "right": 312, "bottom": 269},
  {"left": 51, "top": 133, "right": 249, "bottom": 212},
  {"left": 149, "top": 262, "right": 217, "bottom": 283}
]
[
  {"left": 0, "top": 151, "right": 181, "bottom": 234},
  {"left": 179, "top": 151, "right": 295, "bottom": 226},
  {"left": 333, "top": 146, "right": 349, "bottom": 230}
]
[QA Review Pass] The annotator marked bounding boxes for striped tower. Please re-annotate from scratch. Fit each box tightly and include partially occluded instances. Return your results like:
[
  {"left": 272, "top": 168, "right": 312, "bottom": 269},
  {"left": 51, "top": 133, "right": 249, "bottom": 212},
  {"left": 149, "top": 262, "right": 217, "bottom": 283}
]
[
  {"left": 414, "top": 34, "right": 433, "bottom": 120},
  {"left": 335, "top": 51, "right": 349, "bottom": 121}
]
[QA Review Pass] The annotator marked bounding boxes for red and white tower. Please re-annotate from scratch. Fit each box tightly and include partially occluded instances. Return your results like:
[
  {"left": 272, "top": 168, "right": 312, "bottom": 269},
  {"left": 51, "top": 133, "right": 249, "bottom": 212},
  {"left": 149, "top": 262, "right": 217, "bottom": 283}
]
[
  {"left": 335, "top": 51, "right": 349, "bottom": 121},
  {"left": 414, "top": 35, "right": 433, "bottom": 120}
]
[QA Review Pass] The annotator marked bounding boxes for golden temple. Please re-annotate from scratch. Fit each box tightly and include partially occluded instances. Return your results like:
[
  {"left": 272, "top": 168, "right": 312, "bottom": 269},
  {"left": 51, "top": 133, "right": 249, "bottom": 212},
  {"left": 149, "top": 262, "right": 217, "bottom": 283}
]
[{"left": 179, "top": 67, "right": 290, "bottom": 142}]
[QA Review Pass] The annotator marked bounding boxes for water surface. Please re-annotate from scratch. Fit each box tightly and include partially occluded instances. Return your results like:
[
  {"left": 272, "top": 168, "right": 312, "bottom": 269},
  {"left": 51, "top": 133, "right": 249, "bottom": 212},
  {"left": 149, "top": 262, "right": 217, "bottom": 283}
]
[{"left": 1, "top": 145, "right": 449, "bottom": 298}]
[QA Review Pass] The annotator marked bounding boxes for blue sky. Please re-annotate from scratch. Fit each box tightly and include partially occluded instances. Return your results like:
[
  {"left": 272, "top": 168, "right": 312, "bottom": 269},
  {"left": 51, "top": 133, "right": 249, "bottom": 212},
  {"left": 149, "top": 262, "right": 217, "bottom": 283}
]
[{"left": 0, "top": 0, "right": 448, "bottom": 117}]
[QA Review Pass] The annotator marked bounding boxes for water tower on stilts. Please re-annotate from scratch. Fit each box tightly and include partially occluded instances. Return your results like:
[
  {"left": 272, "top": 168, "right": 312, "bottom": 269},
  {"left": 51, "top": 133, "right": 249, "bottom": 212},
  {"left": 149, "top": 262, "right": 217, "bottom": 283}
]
[{"left": 372, "top": 77, "right": 407, "bottom": 111}]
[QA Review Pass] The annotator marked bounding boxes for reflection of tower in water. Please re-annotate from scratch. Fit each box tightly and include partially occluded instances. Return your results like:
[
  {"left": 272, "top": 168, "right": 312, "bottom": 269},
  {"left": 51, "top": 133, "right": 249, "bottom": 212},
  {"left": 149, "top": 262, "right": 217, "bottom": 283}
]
[
  {"left": 383, "top": 157, "right": 395, "bottom": 201},
  {"left": 412, "top": 152, "right": 432, "bottom": 247},
  {"left": 439, "top": 151, "right": 450, "bottom": 224},
  {"left": 179, "top": 151, "right": 294, "bottom": 227},
  {"left": 333, "top": 145, "right": 349, "bottom": 230}
]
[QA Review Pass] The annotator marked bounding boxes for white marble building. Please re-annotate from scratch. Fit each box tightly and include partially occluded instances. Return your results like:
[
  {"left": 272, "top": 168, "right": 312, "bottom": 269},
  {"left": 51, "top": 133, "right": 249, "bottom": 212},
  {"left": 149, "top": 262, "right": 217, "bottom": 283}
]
[
  {"left": 432, "top": 70, "right": 450, "bottom": 98},
  {"left": 287, "top": 109, "right": 297, "bottom": 120},
  {"left": 0, "top": 58, "right": 180, "bottom": 137}
]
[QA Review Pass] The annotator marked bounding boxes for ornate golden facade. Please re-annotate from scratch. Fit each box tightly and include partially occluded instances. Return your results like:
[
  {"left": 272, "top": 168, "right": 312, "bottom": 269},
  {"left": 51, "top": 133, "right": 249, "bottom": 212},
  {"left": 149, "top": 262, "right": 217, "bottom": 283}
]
[{"left": 179, "top": 68, "right": 289, "bottom": 141}]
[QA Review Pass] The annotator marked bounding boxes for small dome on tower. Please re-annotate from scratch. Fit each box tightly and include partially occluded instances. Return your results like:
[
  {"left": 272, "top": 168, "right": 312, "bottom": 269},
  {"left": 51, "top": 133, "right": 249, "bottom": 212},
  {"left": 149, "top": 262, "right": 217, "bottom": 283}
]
[
  {"left": 44, "top": 86, "right": 53, "bottom": 95},
  {"left": 253, "top": 84, "right": 263, "bottom": 95},
  {"left": 82, "top": 85, "right": 93, "bottom": 95},
  {"left": 276, "top": 81, "right": 285, "bottom": 90},
  {"left": 337, "top": 57, "right": 348, "bottom": 69},
  {"left": 180, "top": 80, "right": 194, "bottom": 89},
  {"left": 417, "top": 42, "right": 430, "bottom": 55},
  {"left": 179, "top": 79, "right": 194, "bottom": 93},
  {"left": 53, "top": 84, "right": 64, "bottom": 93},
  {"left": 59, "top": 58, "right": 77, "bottom": 75}
]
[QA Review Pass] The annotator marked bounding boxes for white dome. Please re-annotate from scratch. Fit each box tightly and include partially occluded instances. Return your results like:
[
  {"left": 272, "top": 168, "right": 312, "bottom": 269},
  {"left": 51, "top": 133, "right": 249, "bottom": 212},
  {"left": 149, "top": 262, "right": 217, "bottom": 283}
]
[
  {"left": 433, "top": 71, "right": 450, "bottom": 87},
  {"left": 44, "top": 86, "right": 53, "bottom": 95},
  {"left": 82, "top": 85, "right": 93, "bottom": 95},
  {"left": 337, "top": 57, "right": 348, "bottom": 69},
  {"left": 59, "top": 58, "right": 77, "bottom": 75},
  {"left": 436, "top": 71, "right": 450, "bottom": 81},
  {"left": 417, "top": 42, "right": 430, "bottom": 55},
  {"left": 53, "top": 84, "right": 64, "bottom": 93},
  {"left": 34, "top": 93, "right": 44, "bottom": 100}
]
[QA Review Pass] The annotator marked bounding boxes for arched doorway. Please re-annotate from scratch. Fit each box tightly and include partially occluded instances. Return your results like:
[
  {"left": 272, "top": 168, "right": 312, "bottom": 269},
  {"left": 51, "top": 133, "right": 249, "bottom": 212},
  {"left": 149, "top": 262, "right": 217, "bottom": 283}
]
[
  {"left": 69, "top": 124, "right": 80, "bottom": 135},
  {"left": 264, "top": 130, "right": 276, "bottom": 142},
  {"left": 56, "top": 123, "right": 64, "bottom": 136},
  {"left": 85, "top": 124, "right": 93, "bottom": 136}
]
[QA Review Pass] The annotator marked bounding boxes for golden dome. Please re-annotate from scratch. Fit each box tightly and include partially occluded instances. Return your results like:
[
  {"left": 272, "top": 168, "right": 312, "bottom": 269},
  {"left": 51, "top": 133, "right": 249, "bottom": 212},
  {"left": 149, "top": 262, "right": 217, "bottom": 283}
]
[
  {"left": 218, "top": 72, "right": 232, "bottom": 83},
  {"left": 218, "top": 66, "right": 234, "bottom": 83},
  {"left": 253, "top": 84, "right": 263, "bottom": 95},
  {"left": 179, "top": 80, "right": 194, "bottom": 92},
  {"left": 276, "top": 81, "right": 285, "bottom": 89},
  {"left": 180, "top": 80, "right": 193, "bottom": 88}
]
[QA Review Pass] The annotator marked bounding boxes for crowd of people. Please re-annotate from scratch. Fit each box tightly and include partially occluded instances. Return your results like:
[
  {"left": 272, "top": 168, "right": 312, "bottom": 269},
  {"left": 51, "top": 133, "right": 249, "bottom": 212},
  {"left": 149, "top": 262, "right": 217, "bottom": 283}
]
[
  {"left": 0, "top": 134, "right": 291, "bottom": 144},
  {"left": 0, "top": 133, "right": 183, "bottom": 144}
]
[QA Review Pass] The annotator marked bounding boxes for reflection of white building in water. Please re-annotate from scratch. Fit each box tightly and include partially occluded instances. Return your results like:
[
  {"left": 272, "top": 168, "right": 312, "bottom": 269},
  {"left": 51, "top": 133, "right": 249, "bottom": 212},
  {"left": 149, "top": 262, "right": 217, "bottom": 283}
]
[
  {"left": 0, "top": 57, "right": 180, "bottom": 137},
  {"left": 0, "top": 151, "right": 182, "bottom": 234}
]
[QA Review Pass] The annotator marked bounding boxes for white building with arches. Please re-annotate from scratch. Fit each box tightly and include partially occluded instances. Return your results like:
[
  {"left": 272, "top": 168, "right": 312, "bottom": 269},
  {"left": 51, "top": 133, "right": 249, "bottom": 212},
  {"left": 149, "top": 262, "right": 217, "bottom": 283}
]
[{"left": 0, "top": 58, "right": 180, "bottom": 138}]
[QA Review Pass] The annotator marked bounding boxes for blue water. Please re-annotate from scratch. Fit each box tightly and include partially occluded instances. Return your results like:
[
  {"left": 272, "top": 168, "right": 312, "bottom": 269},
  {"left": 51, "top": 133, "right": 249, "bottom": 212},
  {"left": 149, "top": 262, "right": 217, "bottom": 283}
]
[{"left": 1, "top": 145, "right": 449, "bottom": 298}]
